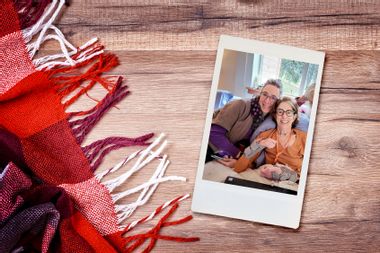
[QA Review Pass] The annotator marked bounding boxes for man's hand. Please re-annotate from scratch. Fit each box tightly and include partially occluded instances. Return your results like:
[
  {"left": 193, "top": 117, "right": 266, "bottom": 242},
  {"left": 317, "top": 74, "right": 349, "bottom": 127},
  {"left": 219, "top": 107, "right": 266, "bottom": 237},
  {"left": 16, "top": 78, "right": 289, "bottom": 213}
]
[{"left": 216, "top": 156, "right": 237, "bottom": 168}]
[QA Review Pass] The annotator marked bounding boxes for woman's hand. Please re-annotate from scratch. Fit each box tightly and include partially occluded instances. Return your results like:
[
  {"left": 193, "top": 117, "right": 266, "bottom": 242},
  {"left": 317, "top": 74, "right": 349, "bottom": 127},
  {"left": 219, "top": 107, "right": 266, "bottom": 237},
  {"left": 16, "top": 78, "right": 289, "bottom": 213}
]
[
  {"left": 259, "top": 164, "right": 282, "bottom": 179},
  {"left": 258, "top": 138, "right": 277, "bottom": 149},
  {"left": 216, "top": 156, "right": 237, "bottom": 168},
  {"left": 260, "top": 163, "right": 299, "bottom": 182}
]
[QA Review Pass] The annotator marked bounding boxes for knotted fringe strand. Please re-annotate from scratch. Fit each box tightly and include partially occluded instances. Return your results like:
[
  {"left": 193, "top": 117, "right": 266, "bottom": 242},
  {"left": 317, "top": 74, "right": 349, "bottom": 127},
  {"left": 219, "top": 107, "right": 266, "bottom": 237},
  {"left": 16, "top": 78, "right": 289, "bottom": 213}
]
[
  {"left": 95, "top": 134, "right": 186, "bottom": 226},
  {"left": 122, "top": 195, "right": 199, "bottom": 253},
  {"left": 13, "top": 0, "right": 53, "bottom": 29},
  {"left": 122, "top": 194, "right": 191, "bottom": 232},
  {"left": 59, "top": 73, "right": 155, "bottom": 172},
  {"left": 101, "top": 134, "right": 169, "bottom": 193},
  {"left": 21, "top": 0, "right": 104, "bottom": 70},
  {"left": 51, "top": 53, "right": 118, "bottom": 111},
  {"left": 93, "top": 135, "right": 197, "bottom": 253},
  {"left": 114, "top": 154, "right": 170, "bottom": 222},
  {"left": 84, "top": 135, "right": 154, "bottom": 173},
  {"left": 65, "top": 76, "right": 126, "bottom": 144}
]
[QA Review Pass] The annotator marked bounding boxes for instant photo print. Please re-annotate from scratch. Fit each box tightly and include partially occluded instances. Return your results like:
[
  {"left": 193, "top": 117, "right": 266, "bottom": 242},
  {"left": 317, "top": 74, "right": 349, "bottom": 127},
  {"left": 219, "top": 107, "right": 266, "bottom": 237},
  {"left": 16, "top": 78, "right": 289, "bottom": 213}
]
[{"left": 192, "top": 35, "right": 325, "bottom": 229}]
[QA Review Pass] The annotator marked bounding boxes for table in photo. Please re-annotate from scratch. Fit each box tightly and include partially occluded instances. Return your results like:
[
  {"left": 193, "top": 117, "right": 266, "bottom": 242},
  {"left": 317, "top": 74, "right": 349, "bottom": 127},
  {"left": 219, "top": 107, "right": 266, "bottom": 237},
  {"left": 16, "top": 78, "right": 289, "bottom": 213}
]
[{"left": 203, "top": 160, "right": 299, "bottom": 193}]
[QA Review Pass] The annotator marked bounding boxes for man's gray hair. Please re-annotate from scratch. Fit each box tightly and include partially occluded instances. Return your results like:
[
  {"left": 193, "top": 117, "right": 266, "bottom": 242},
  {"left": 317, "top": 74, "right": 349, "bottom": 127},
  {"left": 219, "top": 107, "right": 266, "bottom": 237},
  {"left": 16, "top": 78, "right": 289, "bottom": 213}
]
[{"left": 262, "top": 79, "right": 283, "bottom": 96}]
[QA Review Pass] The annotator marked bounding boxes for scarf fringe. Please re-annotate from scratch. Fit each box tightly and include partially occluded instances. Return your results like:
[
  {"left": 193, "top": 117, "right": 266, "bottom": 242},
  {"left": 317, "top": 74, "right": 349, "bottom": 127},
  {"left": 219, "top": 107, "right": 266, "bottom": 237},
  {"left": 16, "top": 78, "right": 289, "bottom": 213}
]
[
  {"left": 95, "top": 134, "right": 186, "bottom": 226},
  {"left": 51, "top": 53, "right": 118, "bottom": 110},
  {"left": 122, "top": 195, "right": 199, "bottom": 252},
  {"left": 21, "top": 0, "right": 103, "bottom": 70},
  {"left": 122, "top": 194, "right": 191, "bottom": 232},
  {"left": 101, "top": 134, "right": 168, "bottom": 193},
  {"left": 65, "top": 76, "right": 126, "bottom": 144},
  {"left": 14, "top": 0, "right": 52, "bottom": 30},
  {"left": 84, "top": 134, "right": 154, "bottom": 172}
]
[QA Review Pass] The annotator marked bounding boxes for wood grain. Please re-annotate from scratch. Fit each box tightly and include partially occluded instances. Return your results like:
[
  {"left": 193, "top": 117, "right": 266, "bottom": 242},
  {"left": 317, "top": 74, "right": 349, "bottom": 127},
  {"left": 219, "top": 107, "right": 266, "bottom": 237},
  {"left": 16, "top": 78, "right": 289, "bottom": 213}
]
[
  {"left": 41, "top": 0, "right": 380, "bottom": 252},
  {"left": 51, "top": 0, "right": 380, "bottom": 51}
]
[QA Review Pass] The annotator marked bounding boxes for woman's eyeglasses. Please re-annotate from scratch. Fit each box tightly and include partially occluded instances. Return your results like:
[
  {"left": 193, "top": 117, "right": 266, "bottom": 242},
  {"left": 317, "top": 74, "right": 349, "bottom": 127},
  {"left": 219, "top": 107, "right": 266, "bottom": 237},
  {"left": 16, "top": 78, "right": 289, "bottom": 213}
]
[
  {"left": 260, "top": 91, "right": 278, "bottom": 102},
  {"left": 276, "top": 109, "right": 295, "bottom": 117}
]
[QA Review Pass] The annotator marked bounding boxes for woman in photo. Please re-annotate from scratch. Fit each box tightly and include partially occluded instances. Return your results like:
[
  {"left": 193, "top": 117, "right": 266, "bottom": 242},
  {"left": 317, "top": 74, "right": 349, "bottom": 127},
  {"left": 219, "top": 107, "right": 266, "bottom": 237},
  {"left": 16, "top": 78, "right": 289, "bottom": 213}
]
[{"left": 218, "top": 97, "right": 306, "bottom": 181}]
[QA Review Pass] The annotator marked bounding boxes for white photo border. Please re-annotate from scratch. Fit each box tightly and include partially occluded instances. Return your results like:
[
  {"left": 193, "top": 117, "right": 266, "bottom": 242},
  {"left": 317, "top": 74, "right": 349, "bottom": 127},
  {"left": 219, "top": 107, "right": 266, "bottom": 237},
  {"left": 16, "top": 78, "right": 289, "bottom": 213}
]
[{"left": 191, "top": 35, "right": 325, "bottom": 229}]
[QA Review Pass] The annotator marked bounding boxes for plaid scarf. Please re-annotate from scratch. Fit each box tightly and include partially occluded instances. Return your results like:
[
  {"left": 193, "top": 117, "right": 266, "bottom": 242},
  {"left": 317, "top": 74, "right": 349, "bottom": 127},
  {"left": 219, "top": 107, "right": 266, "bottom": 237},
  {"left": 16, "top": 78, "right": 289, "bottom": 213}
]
[{"left": 0, "top": 0, "right": 198, "bottom": 252}]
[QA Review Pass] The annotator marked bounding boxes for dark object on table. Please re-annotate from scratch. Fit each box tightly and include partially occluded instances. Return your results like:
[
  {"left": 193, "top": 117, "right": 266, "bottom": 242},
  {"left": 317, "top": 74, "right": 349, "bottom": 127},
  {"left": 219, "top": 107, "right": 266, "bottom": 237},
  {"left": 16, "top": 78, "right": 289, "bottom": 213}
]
[{"left": 224, "top": 176, "right": 297, "bottom": 195}]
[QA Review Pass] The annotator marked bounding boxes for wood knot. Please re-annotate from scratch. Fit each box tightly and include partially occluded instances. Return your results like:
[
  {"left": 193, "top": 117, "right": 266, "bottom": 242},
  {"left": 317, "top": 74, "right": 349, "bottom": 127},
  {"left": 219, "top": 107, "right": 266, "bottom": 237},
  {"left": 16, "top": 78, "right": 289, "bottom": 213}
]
[{"left": 337, "top": 136, "right": 357, "bottom": 158}]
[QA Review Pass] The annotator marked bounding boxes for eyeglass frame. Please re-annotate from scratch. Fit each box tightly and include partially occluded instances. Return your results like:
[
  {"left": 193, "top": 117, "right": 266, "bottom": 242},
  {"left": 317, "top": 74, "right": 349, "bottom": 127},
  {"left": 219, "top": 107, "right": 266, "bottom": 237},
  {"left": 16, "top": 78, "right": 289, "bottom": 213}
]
[
  {"left": 260, "top": 91, "right": 279, "bottom": 102},
  {"left": 276, "top": 108, "right": 296, "bottom": 117}
]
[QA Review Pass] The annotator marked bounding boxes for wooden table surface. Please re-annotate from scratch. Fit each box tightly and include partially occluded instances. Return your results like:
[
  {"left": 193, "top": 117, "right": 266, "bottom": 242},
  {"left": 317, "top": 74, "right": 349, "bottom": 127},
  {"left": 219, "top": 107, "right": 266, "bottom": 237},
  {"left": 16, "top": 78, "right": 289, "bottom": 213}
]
[{"left": 46, "top": 1, "right": 380, "bottom": 252}]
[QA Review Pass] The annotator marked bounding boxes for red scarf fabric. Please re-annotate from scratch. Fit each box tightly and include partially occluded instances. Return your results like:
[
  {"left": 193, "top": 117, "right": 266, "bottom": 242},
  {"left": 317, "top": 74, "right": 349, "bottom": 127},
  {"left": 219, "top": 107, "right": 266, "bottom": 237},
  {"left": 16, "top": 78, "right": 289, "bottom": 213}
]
[{"left": 0, "top": 1, "right": 198, "bottom": 252}]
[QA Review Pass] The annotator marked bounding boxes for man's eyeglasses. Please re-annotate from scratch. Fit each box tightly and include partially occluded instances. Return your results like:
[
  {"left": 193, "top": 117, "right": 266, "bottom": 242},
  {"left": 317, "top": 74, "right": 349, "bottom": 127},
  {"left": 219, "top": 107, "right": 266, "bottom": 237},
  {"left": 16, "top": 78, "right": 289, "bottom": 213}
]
[
  {"left": 276, "top": 109, "right": 295, "bottom": 117},
  {"left": 261, "top": 92, "right": 278, "bottom": 102}
]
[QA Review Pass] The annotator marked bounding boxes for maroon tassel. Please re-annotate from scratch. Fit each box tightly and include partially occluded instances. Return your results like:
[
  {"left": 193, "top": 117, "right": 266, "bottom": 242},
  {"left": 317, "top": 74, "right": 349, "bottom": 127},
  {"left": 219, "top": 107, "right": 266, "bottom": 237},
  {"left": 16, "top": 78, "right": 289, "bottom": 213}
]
[
  {"left": 83, "top": 134, "right": 154, "bottom": 172},
  {"left": 66, "top": 76, "right": 155, "bottom": 171},
  {"left": 69, "top": 77, "right": 128, "bottom": 144},
  {"left": 13, "top": 0, "right": 52, "bottom": 29}
]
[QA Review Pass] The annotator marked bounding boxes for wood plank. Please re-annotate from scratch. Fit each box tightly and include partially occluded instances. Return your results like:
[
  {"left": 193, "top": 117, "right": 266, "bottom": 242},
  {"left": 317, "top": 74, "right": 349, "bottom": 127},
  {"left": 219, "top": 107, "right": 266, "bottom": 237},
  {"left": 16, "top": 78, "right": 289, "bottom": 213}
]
[
  {"left": 58, "top": 50, "right": 380, "bottom": 115},
  {"left": 39, "top": 50, "right": 380, "bottom": 89},
  {"left": 152, "top": 220, "right": 380, "bottom": 252},
  {"left": 43, "top": 50, "right": 380, "bottom": 89},
  {"left": 49, "top": 0, "right": 380, "bottom": 50}
]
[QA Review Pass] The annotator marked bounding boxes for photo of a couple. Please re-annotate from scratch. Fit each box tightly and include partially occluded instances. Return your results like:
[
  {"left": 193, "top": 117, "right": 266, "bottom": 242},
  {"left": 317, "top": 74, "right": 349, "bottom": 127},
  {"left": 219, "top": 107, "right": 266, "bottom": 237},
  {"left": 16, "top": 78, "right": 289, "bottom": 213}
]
[{"left": 203, "top": 49, "right": 319, "bottom": 195}]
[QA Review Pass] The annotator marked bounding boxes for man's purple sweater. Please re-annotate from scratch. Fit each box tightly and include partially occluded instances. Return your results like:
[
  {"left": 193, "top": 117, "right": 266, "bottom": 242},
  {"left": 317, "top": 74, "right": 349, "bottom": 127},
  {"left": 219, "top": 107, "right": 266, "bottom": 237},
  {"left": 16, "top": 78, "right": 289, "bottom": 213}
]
[{"left": 209, "top": 124, "right": 241, "bottom": 157}]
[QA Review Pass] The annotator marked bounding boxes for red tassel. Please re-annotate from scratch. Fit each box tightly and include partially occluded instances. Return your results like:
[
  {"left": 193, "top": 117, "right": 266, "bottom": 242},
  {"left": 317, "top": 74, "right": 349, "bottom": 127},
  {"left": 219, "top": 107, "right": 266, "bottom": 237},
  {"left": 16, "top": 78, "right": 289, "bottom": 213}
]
[
  {"left": 123, "top": 203, "right": 199, "bottom": 253},
  {"left": 50, "top": 54, "right": 119, "bottom": 109}
]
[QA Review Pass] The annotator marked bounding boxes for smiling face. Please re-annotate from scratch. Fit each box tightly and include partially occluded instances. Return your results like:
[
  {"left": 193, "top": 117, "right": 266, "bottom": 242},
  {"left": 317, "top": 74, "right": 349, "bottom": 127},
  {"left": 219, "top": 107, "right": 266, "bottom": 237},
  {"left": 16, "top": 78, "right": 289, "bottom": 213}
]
[
  {"left": 258, "top": 84, "right": 280, "bottom": 114},
  {"left": 275, "top": 101, "right": 297, "bottom": 129}
]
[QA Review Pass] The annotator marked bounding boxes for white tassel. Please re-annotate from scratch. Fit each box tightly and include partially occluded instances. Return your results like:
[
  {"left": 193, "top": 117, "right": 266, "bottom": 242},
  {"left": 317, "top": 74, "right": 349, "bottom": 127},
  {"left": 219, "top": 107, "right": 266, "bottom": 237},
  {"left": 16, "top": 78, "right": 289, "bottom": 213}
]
[
  {"left": 114, "top": 155, "right": 185, "bottom": 224},
  {"left": 30, "top": 0, "right": 65, "bottom": 58},
  {"left": 115, "top": 156, "right": 169, "bottom": 219},
  {"left": 23, "top": 0, "right": 59, "bottom": 43},
  {"left": 95, "top": 149, "right": 141, "bottom": 181},
  {"left": 33, "top": 37, "right": 102, "bottom": 69},
  {"left": 50, "top": 25, "right": 77, "bottom": 52},
  {"left": 94, "top": 145, "right": 166, "bottom": 182},
  {"left": 35, "top": 49, "right": 104, "bottom": 70},
  {"left": 93, "top": 133, "right": 187, "bottom": 226},
  {"left": 33, "top": 34, "right": 75, "bottom": 65},
  {"left": 117, "top": 156, "right": 169, "bottom": 210},
  {"left": 22, "top": 0, "right": 103, "bottom": 70},
  {"left": 112, "top": 175, "right": 186, "bottom": 203},
  {"left": 102, "top": 134, "right": 166, "bottom": 192}
]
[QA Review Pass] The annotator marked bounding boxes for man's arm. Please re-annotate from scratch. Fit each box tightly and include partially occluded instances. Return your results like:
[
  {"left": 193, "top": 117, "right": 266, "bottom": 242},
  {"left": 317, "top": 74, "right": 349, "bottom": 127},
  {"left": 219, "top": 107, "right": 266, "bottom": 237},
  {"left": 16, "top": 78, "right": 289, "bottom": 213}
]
[{"left": 209, "top": 124, "right": 240, "bottom": 157}]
